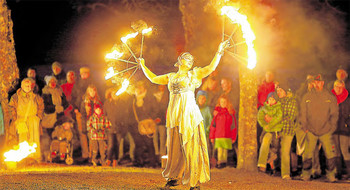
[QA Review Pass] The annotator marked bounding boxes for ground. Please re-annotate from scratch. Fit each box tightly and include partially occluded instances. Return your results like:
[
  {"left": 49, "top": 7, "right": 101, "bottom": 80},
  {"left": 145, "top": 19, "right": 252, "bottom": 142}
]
[{"left": 0, "top": 163, "right": 349, "bottom": 190}]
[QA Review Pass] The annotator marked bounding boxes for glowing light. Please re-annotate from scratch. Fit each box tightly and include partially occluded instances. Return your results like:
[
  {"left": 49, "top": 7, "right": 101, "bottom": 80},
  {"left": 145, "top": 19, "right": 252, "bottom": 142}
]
[
  {"left": 4, "top": 141, "right": 37, "bottom": 162},
  {"left": 221, "top": 6, "right": 257, "bottom": 69},
  {"left": 142, "top": 27, "right": 152, "bottom": 35},
  {"left": 105, "top": 50, "right": 124, "bottom": 60},
  {"left": 116, "top": 79, "right": 130, "bottom": 96},
  {"left": 105, "top": 67, "right": 118, "bottom": 80},
  {"left": 121, "top": 32, "right": 139, "bottom": 43}
]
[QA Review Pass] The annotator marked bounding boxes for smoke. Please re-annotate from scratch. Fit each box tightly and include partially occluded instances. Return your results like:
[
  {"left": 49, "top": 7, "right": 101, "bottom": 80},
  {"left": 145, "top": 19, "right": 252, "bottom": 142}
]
[
  {"left": 249, "top": 0, "right": 350, "bottom": 89},
  {"left": 53, "top": 0, "right": 349, "bottom": 91}
]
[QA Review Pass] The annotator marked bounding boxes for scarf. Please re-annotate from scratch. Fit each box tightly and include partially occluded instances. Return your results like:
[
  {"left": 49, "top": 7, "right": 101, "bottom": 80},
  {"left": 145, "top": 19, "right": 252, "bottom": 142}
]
[{"left": 332, "top": 88, "right": 349, "bottom": 105}]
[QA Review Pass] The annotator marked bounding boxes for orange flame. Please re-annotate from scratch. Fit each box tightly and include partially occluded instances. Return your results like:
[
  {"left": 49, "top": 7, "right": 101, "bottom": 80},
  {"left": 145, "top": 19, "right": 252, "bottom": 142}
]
[
  {"left": 105, "top": 50, "right": 124, "bottom": 60},
  {"left": 4, "top": 141, "right": 37, "bottom": 162},
  {"left": 105, "top": 67, "right": 118, "bottom": 80},
  {"left": 221, "top": 6, "right": 257, "bottom": 69},
  {"left": 116, "top": 79, "right": 129, "bottom": 96},
  {"left": 121, "top": 32, "right": 139, "bottom": 43},
  {"left": 142, "top": 27, "right": 152, "bottom": 35}
]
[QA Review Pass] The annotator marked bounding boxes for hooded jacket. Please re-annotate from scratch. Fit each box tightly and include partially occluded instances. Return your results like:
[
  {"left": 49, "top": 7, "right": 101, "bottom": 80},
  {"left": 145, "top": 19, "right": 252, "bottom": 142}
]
[
  {"left": 300, "top": 90, "right": 338, "bottom": 136},
  {"left": 209, "top": 106, "right": 235, "bottom": 140},
  {"left": 257, "top": 101, "right": 283, "bottom": 132}
]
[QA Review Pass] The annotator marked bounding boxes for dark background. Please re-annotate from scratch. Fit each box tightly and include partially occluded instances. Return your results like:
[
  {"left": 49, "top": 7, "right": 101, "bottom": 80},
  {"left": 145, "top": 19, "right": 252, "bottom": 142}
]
[{"left": 6, "top": 0, "right": 350, "bottom": 77}]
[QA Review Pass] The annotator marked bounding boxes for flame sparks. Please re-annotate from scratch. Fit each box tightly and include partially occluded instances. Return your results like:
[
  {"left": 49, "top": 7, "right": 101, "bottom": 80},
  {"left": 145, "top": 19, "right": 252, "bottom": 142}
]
[
  {"left": 116, "top": 79, "right": 130, "bottom": 96},
  {"left": 121, "top": 32, "right": 139, "bottom": 43},
  {"left": 142, "top": 27, "right": 152, "bottom": 35},
  {"left": 221, "top": 6, "right": 257, "bottom": 69},
  {"left": 105, "top": 50, "right": 124, "bottom": 60},
  {"left": 105, "top": 67, "right": 118, "bottom": 80},
  {"left": 4, "top": 141, "right": 37, "bottom": 162}
]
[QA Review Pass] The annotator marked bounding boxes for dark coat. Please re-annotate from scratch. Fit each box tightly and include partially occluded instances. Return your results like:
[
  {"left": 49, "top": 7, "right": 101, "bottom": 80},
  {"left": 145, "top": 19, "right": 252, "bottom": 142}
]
[{"left": 334, "top": 97, "right": 350, "bottom": 136}]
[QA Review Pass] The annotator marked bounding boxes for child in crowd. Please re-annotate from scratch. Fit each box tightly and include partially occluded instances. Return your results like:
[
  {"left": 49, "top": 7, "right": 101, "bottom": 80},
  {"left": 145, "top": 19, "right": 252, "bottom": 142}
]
[
  {"left": 87, "top": 103, "right": 111, "bottom": 166},
  {"left": 196, "top": 90, "right": 213, "bottom": 162},
  {"left": 257, "top": 92, "right": 282, "bottom": 173},
  {"left": 51, "top": 116, "right": 74, "bottom": 161},
  {"left": 209, "top": 95, "right": 236, "bottom": 169}
]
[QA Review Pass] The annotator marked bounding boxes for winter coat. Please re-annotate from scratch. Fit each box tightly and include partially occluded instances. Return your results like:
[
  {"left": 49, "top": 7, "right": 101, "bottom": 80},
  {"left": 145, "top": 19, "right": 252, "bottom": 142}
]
[
  {"left": 257, "top": 102, "right": 283, "bottom": 133},
  {"left": 334, "top": 97, "right": 350, "bottom": 136},
  {"left": 209, "top": 106, "right": 235, "bottom": 140},
  {"left": 52, "top": 125, "right": 73, "bottom": 142},
  {"left": 71, "top": 77, "right": 94, "bottom": 110},
  {"left": 87, "top": 113, "right": 111, "bottom": 140},
  {"left": 300, "top": 90, "right": 338, "bottom": 136},
  {"left": 53, "top": 71, "right": 67, "bottom": 86},
  {"left": 42, "top": 85, "right": 69, "bottom": 119},
  {"left": 9, "top": 89, "right": 44, "bottom": 121}
]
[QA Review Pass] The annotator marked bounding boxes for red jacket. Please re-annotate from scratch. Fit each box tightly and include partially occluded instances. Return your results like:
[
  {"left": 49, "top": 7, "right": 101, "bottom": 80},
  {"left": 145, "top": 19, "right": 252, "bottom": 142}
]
[
  {"left": 258, "top": 81, "right": 275, "bottom": 108},
  {"left": 209, "top": 106, "right": 236, "bottom": 142}
]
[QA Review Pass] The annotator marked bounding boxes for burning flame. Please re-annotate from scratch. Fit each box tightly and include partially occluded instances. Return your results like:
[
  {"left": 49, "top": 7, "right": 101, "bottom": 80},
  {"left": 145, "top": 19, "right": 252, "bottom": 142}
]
[
  {"left": 105, "top": 67, "right": 118, "bottom": 80},
  {"left": 116, "top": 79, "right": 130, "bottom": 96},
  {"left": 142, "top": 27, "right": 152, "bottom": 35},
  {"left": 105, "top": 50, "right": 124, "bottom": 60},
  {"left": 121, "top": 32, "right": 139, "bottom": 43},
  {"left": 4, "top": 141, "right": 37, "bottom": 162},
  {"left": 221, "top": 6, "right": 257, "bottom": 69}
]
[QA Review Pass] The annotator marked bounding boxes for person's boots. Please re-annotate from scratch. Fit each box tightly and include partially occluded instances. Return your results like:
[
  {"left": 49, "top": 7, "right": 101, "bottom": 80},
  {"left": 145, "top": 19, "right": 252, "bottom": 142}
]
[
  {"left": 335, "top": 157, "right": 343, "bottom": 180},
  {"left": 112, "top": 160, "right": 118, "bottom": 167},
  {"left": 344, "top": 160, "right": 350, "bottom": 180}
]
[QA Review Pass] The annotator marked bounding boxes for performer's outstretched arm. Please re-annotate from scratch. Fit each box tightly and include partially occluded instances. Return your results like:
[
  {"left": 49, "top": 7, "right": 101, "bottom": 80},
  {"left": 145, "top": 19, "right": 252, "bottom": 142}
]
[
  {"left": 139, "top": 58, "right": 169, "bottom": 85},
  {"left": 196, "top": 40, "right": 229, "bottom": 79}
]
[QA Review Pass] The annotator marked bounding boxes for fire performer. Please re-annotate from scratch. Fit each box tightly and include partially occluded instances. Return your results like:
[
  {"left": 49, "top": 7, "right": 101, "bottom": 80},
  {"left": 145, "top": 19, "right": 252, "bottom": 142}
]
[
  {"left": 139, "top": 40, "right": 229, "bottom": 189},
  {"left": 8, "top": 78, "right": 44, "bottom": 162}
]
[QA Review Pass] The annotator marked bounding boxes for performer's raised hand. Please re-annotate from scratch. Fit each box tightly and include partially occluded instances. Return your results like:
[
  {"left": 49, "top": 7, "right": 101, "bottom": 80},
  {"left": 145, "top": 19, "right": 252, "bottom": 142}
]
[{"left": 217, "top": 40, "right": 230, "bottom": 55}]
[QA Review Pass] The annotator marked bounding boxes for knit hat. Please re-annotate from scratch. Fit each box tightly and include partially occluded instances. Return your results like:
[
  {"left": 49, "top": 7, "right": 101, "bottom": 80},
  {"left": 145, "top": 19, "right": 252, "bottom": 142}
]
[
  {"left": 196, "top": 90, "right": 208, "bottom": 98},
  {"left": 79, "top": 67, "right": 90, "bottom": 74},
  {"left": 44, "top": 75, "right": 57, "bottom": 85},
  {"left": 266, "top": 92, "right": 276, "bottom": 102},
  {"left": 52, "top": 61, "right": 62, "bottom": 69}
]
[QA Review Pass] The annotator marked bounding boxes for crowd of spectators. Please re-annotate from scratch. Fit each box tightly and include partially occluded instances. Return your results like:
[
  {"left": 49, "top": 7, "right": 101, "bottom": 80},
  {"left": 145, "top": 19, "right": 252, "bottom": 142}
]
[{"left": 0, "top": 61, "right": 349, "bottom": 183}]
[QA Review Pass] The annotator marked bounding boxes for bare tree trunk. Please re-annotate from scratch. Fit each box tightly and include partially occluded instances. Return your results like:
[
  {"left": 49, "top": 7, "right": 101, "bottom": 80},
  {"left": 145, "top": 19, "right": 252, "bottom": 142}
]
[
  {"left": 0, "top": 0, "right": 19, "bottom": 147},
  {"left": 237, "top": 64, "right": 258, "bottom": 171}
]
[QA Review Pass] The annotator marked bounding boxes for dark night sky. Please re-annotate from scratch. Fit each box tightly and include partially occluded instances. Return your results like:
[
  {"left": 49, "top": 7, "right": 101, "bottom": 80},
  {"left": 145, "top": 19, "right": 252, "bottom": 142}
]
[{"left": 6, "top": 0, "right": 350, "bottom": 76}]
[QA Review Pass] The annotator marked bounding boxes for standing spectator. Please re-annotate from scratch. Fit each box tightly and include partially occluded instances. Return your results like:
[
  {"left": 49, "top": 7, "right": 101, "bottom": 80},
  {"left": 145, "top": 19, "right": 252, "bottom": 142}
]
[
  {"left": 131, "top": 80, "right": 157, "bottom": 167},
  {"left": 327, "top": 68, "right": 348, "bottom": 90},
  {"left": 42, "top": 76, "right": 69, "bottom": 133},
  {"left": 196, "top": 90, "right": 213, "bottom": 157},
  {"left": 51, "top": 61, "right": 67, "bottom": 86},
  {"left": 257, "top": 92, "right": 282, "bottom": 173},
  {"left": 80, "top": 85, "right": 102, "bottom": 162},
  {"left": 295, "top": 75, "right": 322, "bottom": 177},
  {"left": 87, "top": 103, "right": 111, "bottom": 166},
  {"left": 72, "top": 67, "right": 94, "bottom": 162},
  {"left": 220, "top": 77, "right": 239, "bottom": 115},
  {"left": 71, "top": 67, "right": 94, "bottom": 110},
  {"left": 209, "top": 95, "right": 235, "bottom": 169},
  {"left": 61, "top": 71, "right": 76, "bottom": 118},
  {"left": 27, "top": 68, "right": 45, "bottom": 95},
  {"left": 8, "top": 78, "right": 44, "bottom": 162},
  {"left": 331, "top": 80, "right": 350, "bottom": 179},
  {"left": 152, "top": 85, "right": 169, "bottom": 164},
  {"left": 298, "top": 74, "right": 338, "bottom": 182},
  {"left": 276, "top": 86, "right": 298, "bottom": 180},
  {"left": 104, "top": 88, "right": 120, "bottom": 167},
  {"left": 201, "top": 70, "right": 221, "bottom": 111},
  {"left": 257, "top": 71, "right": 278, "bottom": 108}
]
